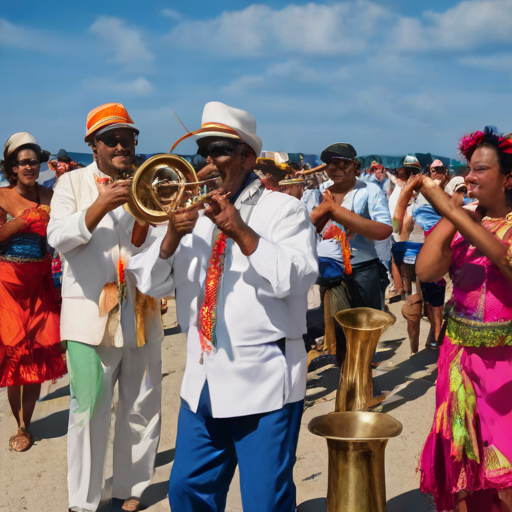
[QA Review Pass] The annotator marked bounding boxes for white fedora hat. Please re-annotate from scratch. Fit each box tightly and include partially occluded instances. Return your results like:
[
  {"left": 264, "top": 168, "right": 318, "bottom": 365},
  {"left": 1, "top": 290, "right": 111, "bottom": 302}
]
[
  {"left": 3, "top": 132, "right": 39, "bottom": 161},
  {"left": 171, "top": 101, "right": 263, "bottom": 156}
]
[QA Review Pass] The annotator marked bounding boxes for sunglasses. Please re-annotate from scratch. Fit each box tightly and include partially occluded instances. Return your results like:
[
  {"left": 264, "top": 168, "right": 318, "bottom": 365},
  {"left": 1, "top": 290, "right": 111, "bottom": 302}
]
[
  {"left": 197, "top": 142, "right": 241, "bottom": 159},
  {"left": 96, "top": 133, "right": 137, "bottom": 149},
  {"left": 430, "top": 167, "right": 446, "bottom": 174},
  {"left": 326, "top": 157, "right": 353, "bottom": 168},
  {"left": 16, "top": 159, "right": 39, "bottom": 168}
]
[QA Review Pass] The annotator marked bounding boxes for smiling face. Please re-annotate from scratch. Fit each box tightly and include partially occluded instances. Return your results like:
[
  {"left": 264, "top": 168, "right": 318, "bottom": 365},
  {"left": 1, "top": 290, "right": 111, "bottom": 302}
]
[
  {"left": 197, "top": 138, "right": 256, "bottom": 196},
  {"left": 91, "top": 128, "right": 136, "bottom": 177},
  {"left": 325, "top": 158, "right": 358, "bottom": 189},
  {"left": 466, "top": 145, "right": 512, "bottom": 211},
  {"left": 12, "top": 148, "right": 40, "bottom": 187}
]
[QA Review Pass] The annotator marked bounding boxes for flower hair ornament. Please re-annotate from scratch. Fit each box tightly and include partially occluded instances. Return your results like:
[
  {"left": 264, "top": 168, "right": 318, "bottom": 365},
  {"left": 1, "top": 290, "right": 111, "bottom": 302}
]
[{"left": 459, "top": 126, "right": 512, "bottom": 160}]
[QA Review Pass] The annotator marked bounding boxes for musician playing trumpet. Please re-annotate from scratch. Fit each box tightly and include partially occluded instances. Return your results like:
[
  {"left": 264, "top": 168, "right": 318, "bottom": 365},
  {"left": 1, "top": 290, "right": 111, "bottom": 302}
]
[
  {"left": 48, "top": 103, "right": 163, "bottom": 512},
  {"left": 129, "top": 101, "right": 319, "bottom": 512}
]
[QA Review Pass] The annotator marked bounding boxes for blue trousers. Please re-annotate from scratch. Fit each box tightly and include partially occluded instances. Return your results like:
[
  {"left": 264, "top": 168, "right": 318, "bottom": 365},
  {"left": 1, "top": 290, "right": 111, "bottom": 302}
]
[{"left": 168, "top": 384, "right": 304, "bottom": 512}]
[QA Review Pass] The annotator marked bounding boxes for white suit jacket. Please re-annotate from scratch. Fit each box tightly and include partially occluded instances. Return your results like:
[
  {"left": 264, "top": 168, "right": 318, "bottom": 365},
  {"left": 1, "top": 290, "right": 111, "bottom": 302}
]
[
  {"left": 47, "top": 163, "right": 163, "bottom": 348},
  {"left": 129, "top": 180, "right": 318, "bottom": 418}
]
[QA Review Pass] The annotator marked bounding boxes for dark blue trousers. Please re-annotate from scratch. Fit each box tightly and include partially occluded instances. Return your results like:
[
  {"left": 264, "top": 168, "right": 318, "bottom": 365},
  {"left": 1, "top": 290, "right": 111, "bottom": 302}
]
[{"left": 168, "top": 384, "right": 304, "bottom": 512}]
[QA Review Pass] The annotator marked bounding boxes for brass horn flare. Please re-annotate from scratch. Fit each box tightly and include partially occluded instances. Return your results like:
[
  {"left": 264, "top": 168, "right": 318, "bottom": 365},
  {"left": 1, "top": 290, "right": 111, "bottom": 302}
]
[{"left": 124, "top": 154, "right": 200, "bottom": 224}]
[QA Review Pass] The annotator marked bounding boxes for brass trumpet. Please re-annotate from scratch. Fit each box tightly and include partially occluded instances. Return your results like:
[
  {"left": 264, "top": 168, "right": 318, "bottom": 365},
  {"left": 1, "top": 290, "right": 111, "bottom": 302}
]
[
  {"left": 278, "top": 164, "right": 329, "bottom": 188},
  {"left": 124, "top": 154, "right": 222, "bottom": 224}
]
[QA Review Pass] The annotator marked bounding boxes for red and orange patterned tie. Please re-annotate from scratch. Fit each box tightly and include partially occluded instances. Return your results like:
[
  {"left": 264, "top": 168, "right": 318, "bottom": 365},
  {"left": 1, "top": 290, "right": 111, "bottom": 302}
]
[{"left": 198, "top": 231, "right": 228, "bottom": 363}]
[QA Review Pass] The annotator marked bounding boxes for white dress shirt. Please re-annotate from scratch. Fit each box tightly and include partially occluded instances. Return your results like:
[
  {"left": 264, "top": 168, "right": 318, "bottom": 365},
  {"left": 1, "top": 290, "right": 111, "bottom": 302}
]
[{"left": 129, "top": 180, "right": 319, "bottom": 418}]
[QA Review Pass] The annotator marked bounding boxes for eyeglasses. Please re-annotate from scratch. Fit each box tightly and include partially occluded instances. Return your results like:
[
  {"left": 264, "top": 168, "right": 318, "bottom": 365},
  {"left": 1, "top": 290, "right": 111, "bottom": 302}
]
[
  {"left": 96, "top": 133, "right": 138, "bottom": 148},
  {"left": 16, "top": 159, "right": 39, "bottom": 168},
  {"left": 197, "top": 142, "right": 241, "bottom": 159},
  {"left": 430, "top": 167, "right": 446, "bottom": 175}
]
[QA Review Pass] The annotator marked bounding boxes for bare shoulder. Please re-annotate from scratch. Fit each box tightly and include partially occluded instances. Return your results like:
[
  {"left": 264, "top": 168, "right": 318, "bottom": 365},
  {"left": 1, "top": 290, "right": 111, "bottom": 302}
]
[{"left": 0, "top": 186, "right": 13, "bottom": 208}]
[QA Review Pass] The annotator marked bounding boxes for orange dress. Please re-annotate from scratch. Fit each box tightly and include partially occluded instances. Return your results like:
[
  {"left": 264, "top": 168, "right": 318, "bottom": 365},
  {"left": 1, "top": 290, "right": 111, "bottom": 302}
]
[{"left": 0, "top": 205, "right": 65, "bottom": 387}]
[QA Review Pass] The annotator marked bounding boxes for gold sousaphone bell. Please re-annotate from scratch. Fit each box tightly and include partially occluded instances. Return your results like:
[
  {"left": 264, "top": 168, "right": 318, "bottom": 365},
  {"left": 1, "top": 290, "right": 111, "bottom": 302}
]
[{"left": 124, "top": 154, "right": 222, "bottom": 224}]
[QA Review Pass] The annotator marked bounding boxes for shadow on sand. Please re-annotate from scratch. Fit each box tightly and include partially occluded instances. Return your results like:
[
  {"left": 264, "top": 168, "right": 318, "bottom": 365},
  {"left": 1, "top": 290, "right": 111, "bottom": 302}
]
[
  {"left": 306, "top": 360, "right": 340, "bottom": 407},
  {"left": 140, "top": 480, "right": 169, "bottom": 509},
  {"left": 39, "top": 383, "right": 70, "bottom": 402},
  {"left": 155, "top": 447, "right": 175, "bottom": 468},
  {"left": 298, "top": 497, "right": 327, "bottom": 512},
  {"left": 297, "top": 489, "right": 435, "bottom": 512},
  {"left": 387, "top": 488, "right": 436, "bottom": 512},
  {"left": 373, "top": 337, "right": 404, "bottom": 364},
  {"left": 30, "top": 409, "right": 69, "bottom": 440},
  {"left": 373, "top": 348, "right": 439, "bottom": 413},
  {"left": 164, "top": 325, "right": 181, "bottom": 336}
]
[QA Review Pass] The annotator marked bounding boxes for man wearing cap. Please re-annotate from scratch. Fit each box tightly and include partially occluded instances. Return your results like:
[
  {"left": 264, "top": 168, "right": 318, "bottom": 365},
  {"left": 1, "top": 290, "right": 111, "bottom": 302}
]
[
  {"left": 47, "top": 103, "right": 163, "bottom": 512},
  {"left": 310, "top": 143, "right": 392, "bottom": 364},
  {"left": 129, "top": 101, "right": 318, "bottom": 512}
]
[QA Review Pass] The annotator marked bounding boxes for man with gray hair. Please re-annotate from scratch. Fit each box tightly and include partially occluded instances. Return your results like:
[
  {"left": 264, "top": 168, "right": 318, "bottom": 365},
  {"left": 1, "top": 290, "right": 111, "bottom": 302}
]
[{"left": 130, "top": 101, "right": 318, "bottom": 512}]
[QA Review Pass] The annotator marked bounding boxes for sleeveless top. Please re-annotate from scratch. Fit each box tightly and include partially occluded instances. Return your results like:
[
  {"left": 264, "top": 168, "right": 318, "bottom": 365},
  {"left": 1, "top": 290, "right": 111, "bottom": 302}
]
[
  {"left": 447, "top": 213, "right": 512, "bottom": 347},
  {"left": 0, "top": 205, "right": 51, "bottom": 263}
]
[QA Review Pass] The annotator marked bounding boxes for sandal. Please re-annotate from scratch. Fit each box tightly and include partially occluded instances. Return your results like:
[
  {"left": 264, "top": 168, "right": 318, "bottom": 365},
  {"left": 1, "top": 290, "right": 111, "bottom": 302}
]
[
  {"left": 122, "top": 497, "right": 142, "bottom": 511},
  {"left": 9, "top": 427, "right": 33, "bottom": 452}
]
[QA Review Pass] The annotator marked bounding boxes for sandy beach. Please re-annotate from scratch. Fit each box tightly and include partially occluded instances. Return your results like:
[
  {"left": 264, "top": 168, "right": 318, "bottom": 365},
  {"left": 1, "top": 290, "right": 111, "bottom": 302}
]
[{"left": 0, "top": 300, "right": 437, "bottom": 512}]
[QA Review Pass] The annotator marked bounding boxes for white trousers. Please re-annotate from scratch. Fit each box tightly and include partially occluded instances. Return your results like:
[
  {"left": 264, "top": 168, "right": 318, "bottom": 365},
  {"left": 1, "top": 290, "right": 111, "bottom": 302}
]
[{"left": 67, "top": 341, "right": 162, "bottom": 512}]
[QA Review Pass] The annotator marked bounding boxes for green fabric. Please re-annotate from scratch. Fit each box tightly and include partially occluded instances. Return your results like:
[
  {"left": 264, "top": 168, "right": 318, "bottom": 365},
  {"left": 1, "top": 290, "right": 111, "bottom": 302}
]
[{"left": 67, "top": 341, "right": 103, "bottom": 417}]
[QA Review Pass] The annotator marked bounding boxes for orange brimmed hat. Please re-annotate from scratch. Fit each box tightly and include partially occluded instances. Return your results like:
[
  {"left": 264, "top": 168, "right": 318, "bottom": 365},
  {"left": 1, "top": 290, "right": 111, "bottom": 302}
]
[{"left": 84, "top": 103, "right": 138, "bottom": 143}]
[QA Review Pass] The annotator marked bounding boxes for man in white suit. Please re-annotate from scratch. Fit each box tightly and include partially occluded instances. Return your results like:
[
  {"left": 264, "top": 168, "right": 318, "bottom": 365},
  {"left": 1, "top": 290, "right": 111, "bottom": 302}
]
[
  {"left": 129, "top": 102, "right": 318, "bottom": 512},
  {"left": 47, "top": 103, "right": 162, "bottom": 512}
]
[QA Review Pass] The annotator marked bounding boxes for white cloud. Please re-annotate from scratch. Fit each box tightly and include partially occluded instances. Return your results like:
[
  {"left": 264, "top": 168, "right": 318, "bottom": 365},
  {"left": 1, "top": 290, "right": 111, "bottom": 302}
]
[
  {"left": 0, "top": 18, "right": 69, "bottom": 54},
  {"left": 88, "top": 77, "right": 154, "bottom": 96},
  {"left": 223, "top": 75, "right": 266, "bottom": 94},
  {"left": 459, "top": 53, "right": 512, "bottom": 70},
  {"left": 266, "top": 60, "right": 330, "bottom": 83},
  {"left": 90, "top": 16, "right": 154, "bottom": 66},
  {"left": 166, "top": 1, "right": 392, "bottom": 57},
  {"left": 222, "top": 59, "right": 333, "bottom": 94},
  {"left": 162, "top": 8, "right": 184, "bottom": 21},
  {"left": 165, "top": 0, "right": 512, "bottom": 58},
  {"left": 392, "top": 0, "right": 512, "bottom": 52}
]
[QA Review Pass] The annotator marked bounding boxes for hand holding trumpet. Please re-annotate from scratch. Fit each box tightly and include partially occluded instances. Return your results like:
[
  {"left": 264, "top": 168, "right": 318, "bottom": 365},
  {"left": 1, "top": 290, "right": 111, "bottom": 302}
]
[
  {"left": 85, "top": 180, "right": 132, "bottom": 233},
  {"left": 159, "top": 190, "right": 260, "bottom": 259}
]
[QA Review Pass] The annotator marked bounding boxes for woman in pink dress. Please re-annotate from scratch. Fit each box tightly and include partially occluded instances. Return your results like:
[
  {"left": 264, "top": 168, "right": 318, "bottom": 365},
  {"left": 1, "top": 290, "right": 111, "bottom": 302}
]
[{"left": 415, "top": 127, "right": 512, "bottom": 511}]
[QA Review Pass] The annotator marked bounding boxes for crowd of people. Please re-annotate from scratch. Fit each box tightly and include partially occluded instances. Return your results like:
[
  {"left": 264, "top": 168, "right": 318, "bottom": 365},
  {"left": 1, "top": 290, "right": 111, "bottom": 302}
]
[{"left": 1, "top": 101, "right": 512, "bottom": 512}]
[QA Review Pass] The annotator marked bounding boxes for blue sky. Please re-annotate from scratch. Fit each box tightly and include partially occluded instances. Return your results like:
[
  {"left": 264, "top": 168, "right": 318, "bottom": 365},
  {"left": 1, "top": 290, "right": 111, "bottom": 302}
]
[{"left": 2, "top": 0, "right": 512, "bottom": 159}]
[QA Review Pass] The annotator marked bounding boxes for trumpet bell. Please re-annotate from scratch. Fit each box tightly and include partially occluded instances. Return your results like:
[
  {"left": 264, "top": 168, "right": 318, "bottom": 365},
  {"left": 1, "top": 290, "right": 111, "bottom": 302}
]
[{"left": 125, "top": 154, "right": 200, "bottom": 224}]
